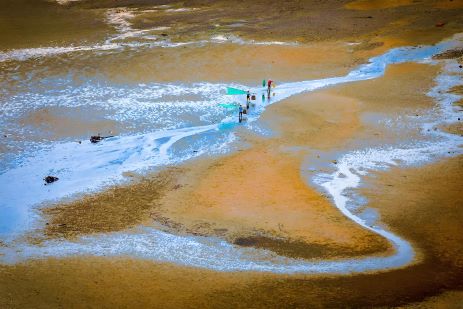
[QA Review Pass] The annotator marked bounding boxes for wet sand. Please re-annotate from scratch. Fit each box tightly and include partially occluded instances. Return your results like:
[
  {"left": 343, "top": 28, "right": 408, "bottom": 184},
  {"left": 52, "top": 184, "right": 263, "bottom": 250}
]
[
  {"left": 35, "top": 62, "right": 442, "bottom": 258},
  {"left": 1, "top": 0, "right": 463, "bottom": 307},
  {"left": 1, "top": 156, "right": 462, "bottom": 308}
]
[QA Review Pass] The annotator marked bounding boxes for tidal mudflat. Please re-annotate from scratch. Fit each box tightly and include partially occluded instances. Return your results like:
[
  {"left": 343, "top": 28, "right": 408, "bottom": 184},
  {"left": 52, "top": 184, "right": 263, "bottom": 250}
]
[{"left": 1, "top": 0, "right": 462, "bottom": 307}]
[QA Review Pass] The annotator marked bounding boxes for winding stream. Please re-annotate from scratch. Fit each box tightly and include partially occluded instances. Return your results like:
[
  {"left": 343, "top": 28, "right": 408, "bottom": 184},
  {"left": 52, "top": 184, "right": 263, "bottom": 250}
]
[{"left": 0, "top": 33, "right": 462, "bottom": 274}]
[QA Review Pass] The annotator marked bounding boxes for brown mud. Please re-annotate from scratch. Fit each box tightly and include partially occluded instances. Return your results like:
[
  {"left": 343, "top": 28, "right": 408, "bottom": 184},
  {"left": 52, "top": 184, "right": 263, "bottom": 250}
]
[
  {"left": 1, "top": 156, "right": 462, "bottom": 308},
  {"left": 1, "top": 0, "right": 463, "bottom": 307}
]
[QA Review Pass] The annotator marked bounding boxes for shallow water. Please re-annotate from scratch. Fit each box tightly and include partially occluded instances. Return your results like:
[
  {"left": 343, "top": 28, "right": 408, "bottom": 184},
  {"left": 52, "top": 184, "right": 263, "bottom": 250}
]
[
  {"left": 1, "top": 37, "right": 459, "bottom": 237},
  {"left": 0, "top": 2, "right": 462, "bottom": 274}
]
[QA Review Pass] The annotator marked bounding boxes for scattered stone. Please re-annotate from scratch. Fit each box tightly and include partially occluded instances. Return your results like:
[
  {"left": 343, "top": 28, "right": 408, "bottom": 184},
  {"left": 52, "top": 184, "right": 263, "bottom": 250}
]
[
  {"left": 90, "top": 135, "right": 114, "bottom": 143},
  {"left": 90, "top": 135, "right": 103, "bottom": 143},
  {"left": 44, "top": 176, "right": 59, "bottom": 185}
]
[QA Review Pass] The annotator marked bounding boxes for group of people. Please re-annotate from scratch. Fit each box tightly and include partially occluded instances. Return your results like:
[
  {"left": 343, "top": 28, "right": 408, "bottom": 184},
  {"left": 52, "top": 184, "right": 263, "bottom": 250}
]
[
  {"left": 238, "top": 79, "right": 274, "bottom": 123},
  {"left": 238, "top": 91, "right": 252, "bottom": 123}
]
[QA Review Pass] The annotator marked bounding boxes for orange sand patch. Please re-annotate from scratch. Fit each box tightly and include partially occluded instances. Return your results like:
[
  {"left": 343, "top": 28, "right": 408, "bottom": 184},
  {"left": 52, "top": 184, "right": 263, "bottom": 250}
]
[
  {"left": 160, "top": 148, "right": 389, "bottom": 256},
  {"left": 155, "top": 88, "right": 390, "bottom": 257},
  {"left": 261, "top": 92, "right": 361, "bottom": 148},
  {"left": 149, "top": 84, "right": 400, "bottom": 259},
  {"left": 328, "top": 63, "right": 439, "bottom": 112}
]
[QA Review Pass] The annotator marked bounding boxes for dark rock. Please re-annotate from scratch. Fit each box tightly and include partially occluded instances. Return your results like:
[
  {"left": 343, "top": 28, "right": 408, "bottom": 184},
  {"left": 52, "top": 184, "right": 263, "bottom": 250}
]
[
  {"left": 44, "top": 176, "right": 59, "bottom": 185},
  {"left": 90, "top": 135, "right": 103, "bottom": 143},
  {"left": 90, "top": 135, "right": 114, "bottom": 143}
]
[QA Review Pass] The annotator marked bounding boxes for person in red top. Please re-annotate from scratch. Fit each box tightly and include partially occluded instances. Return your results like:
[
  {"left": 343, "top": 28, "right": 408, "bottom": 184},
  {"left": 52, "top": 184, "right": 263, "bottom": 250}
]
[{"left": 267, "top": 79, "right": 273, "bottom": 98}]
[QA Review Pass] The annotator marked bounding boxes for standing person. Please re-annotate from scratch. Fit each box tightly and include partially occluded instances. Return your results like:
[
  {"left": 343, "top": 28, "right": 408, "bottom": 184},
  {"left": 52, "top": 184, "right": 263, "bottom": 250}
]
[
  {"left": 246, "top": 91, "right": 251, "bottom": 109},
  {"left": 267, "top": 79, "right": 272, "bottom": 98},
  {"left": 239, "top": 105, "right": 243, "bottom": 123}
]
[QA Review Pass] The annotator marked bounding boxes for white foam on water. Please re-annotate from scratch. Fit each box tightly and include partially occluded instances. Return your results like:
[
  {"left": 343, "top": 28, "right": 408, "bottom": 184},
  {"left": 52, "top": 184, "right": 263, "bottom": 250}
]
[
  {"left": 151, "top": 26, "right": 171, "bottom": 31},
  {"left": 0, "top": 124, "right": 223, "bottom": 236},
  {"left": 165, "top": 8, "right": 199, "bottom": 13},
  {"left": 105, "top": 8, "right": 157, "bottom": 43},
  {"left": 1, "top": 35, "right": 462, "bottom": 274},
  {"left": 210, "top": 34, "right": 298, "bottom": 46},
  {"left": 106, "top": 8, "right": 135, "bottom": 33},
  {"left": 0, "top": 226, "right": 416, "bottom": 274},
  {"left": 1, "top": 81, "right": 236, "bottom": 123},
  {"left": 154, "top": 5, "right": 172, "bottom": 9},
  {"left": 0, "top": 44, "right": 122, "bottom": 62},
  {"left": 0, "top": 7, "right": 299, "bottom": 63},
  {"left": 55, "top": 0, "right": 81, "bottom": 4},
  {"left": 0, "top": 37, "right": 297, "bottom": 63}
]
